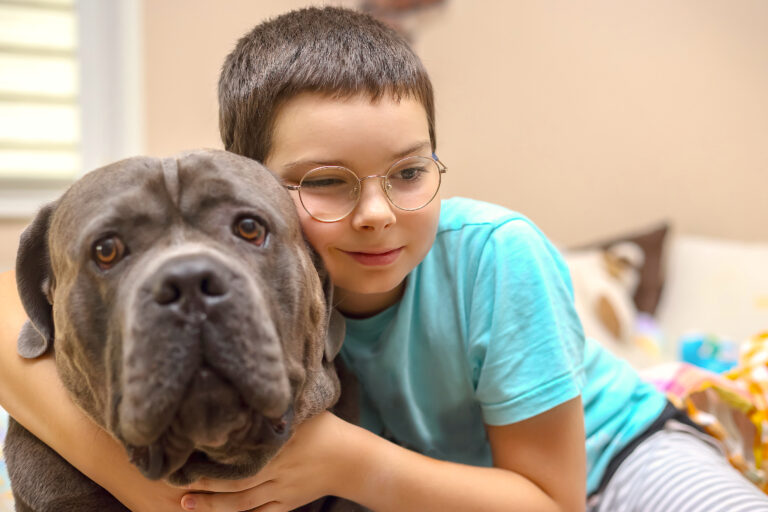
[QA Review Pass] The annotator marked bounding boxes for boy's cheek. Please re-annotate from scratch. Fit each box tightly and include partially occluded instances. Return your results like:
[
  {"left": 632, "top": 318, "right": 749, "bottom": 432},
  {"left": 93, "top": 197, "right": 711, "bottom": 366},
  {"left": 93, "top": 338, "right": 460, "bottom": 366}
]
[
  {"left": 296, "top": 213, "right": 333, "bottom": 257},
  {"left": 291, "top": 197, "right": 321, "bottom": 238}
]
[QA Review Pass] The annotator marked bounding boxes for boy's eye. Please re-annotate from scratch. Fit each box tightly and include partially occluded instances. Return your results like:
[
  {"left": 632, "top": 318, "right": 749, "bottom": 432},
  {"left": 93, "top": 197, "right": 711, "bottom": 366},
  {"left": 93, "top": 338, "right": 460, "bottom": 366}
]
[
  {"left": 92, "top": 236, "right": 126, "bottom": 269},
  {"left": 300, "top": 167, "right": 357, "bottom": 190},
  {"left": 302, "top": 177, "right": 347, "bottom": 188},
  {"left": 390, "top": 166, "right": 426, "bottom": 181},
  {"left": 234, "top": 216, "right": 268, "bottom": 246}
]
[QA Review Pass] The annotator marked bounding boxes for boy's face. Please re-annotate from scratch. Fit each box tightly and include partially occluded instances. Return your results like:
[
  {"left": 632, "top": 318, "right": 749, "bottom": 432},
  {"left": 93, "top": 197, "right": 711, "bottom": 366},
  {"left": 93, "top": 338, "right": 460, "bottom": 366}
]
[{"left": 265, "top": 92, "right": 440, "bottom": 317}]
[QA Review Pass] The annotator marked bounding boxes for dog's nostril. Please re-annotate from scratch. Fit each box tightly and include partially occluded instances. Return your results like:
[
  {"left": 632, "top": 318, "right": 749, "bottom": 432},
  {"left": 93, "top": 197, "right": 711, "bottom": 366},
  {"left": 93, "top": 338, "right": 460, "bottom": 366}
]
[
  {"left": 200, "top": 274, "right": 226, "bottom": 297},
  {"left": 153, "top": 269, "right": 228, "bottom": 307},
  {"left": 155, "top": 282, "right": 181, "bottom": 305}
]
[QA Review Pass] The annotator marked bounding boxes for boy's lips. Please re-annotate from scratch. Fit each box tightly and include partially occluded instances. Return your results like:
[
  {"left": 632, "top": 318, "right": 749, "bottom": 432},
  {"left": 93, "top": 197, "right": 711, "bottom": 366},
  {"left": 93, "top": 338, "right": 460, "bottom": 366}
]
[{"left": 342, "top": 247, "right": 403, "bottom": 266}]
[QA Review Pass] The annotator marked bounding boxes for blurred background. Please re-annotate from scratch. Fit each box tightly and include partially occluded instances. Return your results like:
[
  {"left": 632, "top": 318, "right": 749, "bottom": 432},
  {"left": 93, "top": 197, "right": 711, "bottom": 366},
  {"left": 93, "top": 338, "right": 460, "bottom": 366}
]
[
  {"left": 0, "top": 1, "right": 766, "bottom": 352},
  {"left": 1, "top": 0, "right": 767, "bottom": 268}
]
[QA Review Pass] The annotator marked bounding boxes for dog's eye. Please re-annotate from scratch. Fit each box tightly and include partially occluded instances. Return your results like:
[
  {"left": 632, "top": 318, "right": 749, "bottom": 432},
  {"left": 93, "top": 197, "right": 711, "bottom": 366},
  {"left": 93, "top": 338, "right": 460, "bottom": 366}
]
[
  {"left": 92, "top": 236, "right": 126, "bottom": 269},
  {"left": 234, "top": 217, "right": 267, "bottom": 246}
]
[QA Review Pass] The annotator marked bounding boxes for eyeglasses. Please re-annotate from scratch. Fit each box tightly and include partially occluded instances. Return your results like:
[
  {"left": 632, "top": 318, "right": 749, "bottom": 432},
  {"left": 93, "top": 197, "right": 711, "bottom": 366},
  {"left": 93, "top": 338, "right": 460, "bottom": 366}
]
[{"left": 284, "top": 155, "right": 447, "bottom": 222}]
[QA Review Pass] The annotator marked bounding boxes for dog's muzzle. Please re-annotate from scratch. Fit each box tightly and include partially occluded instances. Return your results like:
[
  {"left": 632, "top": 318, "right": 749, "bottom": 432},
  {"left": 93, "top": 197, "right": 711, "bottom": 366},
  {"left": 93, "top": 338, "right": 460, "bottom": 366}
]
[{"left": 117, "top": 251, "right": 292, "bottom": 478}]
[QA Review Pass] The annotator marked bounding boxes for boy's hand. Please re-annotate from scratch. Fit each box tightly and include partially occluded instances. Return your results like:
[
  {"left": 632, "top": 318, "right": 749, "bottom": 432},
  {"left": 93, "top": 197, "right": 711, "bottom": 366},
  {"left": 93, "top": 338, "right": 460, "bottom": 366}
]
[
  {"left": 180, "top": 411, "right": 357, "bottom": 511},
  {"left": 111, "top": 479, "right": 189, "bottom": 512}
]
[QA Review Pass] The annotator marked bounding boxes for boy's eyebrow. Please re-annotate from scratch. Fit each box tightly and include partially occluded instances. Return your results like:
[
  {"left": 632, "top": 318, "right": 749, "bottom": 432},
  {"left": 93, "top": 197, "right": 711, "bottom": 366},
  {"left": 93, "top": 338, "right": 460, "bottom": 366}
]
[
  {"left": 392, "top": 140, "right": 432, "bottom": 159},
  {"left": 282, "top": 140, "right": 432, "bottom": 170}
]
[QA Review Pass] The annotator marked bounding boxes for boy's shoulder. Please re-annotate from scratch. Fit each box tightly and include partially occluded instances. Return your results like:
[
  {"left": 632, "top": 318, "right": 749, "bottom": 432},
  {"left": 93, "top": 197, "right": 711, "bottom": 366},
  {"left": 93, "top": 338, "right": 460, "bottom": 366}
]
[
  {"left": 435, "top": 197, "right": 564, "bottom": 268},
  {"left": 438, "top": 197, "right": 538, "bottom": 237}
]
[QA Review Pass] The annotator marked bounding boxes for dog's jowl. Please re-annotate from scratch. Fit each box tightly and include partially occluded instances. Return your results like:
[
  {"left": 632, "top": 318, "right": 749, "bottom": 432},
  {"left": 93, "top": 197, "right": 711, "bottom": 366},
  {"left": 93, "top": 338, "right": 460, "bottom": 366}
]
[{"left": 5, "top": 150, "right": 359, "bottom": 512}]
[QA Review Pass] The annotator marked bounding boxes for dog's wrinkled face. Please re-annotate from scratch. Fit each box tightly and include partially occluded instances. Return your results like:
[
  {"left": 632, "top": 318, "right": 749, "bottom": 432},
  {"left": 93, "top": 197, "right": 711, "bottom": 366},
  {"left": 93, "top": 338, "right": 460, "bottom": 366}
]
[{"left": 15, "top": 150, "right": 342, "bottom": 484}]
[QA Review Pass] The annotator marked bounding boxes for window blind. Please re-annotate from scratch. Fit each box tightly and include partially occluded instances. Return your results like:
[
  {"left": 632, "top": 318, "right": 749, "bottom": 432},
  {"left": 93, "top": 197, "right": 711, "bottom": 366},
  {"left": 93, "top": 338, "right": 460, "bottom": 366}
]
[{"left": 0, "top": 0, "right": 80, "bottom": 185}]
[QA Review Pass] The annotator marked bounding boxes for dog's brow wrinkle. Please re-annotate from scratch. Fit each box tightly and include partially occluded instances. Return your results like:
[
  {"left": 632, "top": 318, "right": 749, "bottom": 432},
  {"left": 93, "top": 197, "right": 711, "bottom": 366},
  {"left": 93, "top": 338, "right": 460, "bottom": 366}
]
[{"left": 161, "top": 157, "right": 181, "bottom": 209}]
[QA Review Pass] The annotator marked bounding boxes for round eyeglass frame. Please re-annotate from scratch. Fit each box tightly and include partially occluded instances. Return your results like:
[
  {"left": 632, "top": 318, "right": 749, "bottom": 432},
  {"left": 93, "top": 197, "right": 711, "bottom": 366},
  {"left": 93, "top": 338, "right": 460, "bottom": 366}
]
[{"left": 284, "top": 154, "right": 447, "bottom": 223}]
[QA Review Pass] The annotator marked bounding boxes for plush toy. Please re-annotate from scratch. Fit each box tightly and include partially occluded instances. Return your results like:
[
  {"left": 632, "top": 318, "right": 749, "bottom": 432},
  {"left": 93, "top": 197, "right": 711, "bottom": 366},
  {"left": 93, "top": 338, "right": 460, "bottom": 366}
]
[{"left": 565, "top": 241, "right": 660, "bottom": 367}]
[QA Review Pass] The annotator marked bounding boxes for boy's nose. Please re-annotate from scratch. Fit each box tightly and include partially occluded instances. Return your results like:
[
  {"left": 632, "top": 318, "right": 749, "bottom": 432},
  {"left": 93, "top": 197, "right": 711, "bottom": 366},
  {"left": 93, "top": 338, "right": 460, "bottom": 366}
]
[{"left": 350, "top": 178, "right": 396, "bottom": 230}]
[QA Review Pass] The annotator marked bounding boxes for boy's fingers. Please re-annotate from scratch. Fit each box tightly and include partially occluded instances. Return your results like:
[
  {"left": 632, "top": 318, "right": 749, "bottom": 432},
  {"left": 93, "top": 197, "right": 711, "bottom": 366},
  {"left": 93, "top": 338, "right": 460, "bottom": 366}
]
[
  {"left": 185, "top": 474, "right": 267, "bottom": 493},
  {"left": 253, "top": 502, "right": 287, "bottom": 512},
  {"left": 182, "top": 481, "right": 279, "bottom": 511}
]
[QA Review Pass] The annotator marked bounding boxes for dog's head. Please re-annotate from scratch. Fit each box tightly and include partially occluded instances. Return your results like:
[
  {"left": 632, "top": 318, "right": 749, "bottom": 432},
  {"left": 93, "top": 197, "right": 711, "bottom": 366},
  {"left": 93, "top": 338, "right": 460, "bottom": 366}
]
[{"left": 15, "top": 149, "right": 344, "bottom": 483}]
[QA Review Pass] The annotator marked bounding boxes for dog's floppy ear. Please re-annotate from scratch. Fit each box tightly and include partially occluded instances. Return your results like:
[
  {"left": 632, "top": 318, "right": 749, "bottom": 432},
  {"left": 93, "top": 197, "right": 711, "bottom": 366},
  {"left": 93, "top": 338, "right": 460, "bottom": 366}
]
[
  {"left": 308, "top": 243, "right": 346, "bottom": 363},
  {"left": 325, "top": 304, "right": 346, "bottom": 363},
  {"left": 15, "top": 201, "right": 58, "bottom": 358},
  {"left": 320, "top": 266, "right": 346, "bottom": 363}
]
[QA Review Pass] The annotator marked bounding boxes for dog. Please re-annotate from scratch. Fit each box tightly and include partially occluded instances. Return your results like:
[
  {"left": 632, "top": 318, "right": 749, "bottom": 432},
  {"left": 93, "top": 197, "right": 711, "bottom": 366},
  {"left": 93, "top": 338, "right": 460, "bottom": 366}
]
[{"left": 5, "top": 149, "right": 362, "bottom": 511}]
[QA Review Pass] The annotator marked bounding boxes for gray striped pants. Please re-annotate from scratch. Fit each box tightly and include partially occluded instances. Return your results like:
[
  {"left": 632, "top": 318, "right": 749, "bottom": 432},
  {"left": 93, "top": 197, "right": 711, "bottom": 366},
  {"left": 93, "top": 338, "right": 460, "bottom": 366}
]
[{"left": 588, "top": 421, "right": 768, "bottom": 511}]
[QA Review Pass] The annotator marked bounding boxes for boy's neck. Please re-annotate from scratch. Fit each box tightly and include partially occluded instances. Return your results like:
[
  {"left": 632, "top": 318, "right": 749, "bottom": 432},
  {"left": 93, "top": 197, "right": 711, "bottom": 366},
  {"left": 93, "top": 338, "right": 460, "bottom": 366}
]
[{"left": 333, "top": 281, "right": 406, "bottom": 319}]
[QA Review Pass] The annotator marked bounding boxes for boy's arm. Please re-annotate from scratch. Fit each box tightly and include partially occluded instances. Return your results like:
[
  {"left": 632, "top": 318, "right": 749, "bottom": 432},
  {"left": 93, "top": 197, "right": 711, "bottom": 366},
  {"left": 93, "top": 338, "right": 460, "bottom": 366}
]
[
  {"left": 0, "top": 270, "right": 187, "bottom": 512},
  {"left": 183, "top": 397, "right": 586, "bottom": 512},
  {"left": 346, "top": 396, "right": 586, "bottom": 512}
]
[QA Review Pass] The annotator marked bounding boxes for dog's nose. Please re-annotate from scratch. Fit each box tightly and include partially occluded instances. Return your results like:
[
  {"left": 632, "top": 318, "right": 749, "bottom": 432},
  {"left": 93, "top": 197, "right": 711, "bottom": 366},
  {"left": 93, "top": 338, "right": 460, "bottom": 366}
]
[{"left": 154, "top": 257, "right": 229, "bottom": 308}]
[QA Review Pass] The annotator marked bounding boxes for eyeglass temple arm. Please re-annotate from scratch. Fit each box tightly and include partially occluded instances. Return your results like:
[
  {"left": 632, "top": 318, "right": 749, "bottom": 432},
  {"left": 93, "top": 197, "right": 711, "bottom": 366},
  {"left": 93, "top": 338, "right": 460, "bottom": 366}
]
[
  {"left": 284, "top": 184, "right": 300, "bottom": 191},
  {"left": 433, "top": 154, "right": 448, "bottom": 174}
]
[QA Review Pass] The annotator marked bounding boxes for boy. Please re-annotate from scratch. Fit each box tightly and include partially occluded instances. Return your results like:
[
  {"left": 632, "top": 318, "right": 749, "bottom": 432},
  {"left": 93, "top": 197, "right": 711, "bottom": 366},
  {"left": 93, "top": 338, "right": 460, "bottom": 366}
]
[{"left": 0, "top": 6, "right": 765, "bottom": 512}]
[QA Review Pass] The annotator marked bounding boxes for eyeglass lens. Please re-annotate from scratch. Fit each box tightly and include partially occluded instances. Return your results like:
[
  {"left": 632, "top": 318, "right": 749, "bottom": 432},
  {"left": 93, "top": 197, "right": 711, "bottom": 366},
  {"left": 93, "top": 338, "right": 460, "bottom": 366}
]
[{"left": 298, "top": 156, "right": 441, "bottom": 222}]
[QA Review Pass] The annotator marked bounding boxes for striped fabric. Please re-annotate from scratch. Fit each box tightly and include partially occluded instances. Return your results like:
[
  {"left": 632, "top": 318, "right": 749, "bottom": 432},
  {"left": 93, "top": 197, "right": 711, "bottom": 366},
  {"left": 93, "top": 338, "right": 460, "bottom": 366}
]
[{"left": 590, "top": 421, "right": 768, "bottom": 511}]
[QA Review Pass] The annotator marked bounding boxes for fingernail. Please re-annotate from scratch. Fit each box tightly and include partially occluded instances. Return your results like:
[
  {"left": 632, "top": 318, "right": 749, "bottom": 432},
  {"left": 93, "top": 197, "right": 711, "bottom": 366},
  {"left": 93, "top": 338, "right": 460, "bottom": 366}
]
[{"left": 182, "top": 496, "right": 196, "bottom": 510}]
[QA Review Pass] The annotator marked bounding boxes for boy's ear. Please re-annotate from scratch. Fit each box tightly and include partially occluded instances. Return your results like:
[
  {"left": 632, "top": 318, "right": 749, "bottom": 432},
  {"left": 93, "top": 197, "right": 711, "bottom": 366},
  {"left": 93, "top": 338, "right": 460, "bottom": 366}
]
[{"left": 15, "top": 201, "right": 58, "bottom": 358}]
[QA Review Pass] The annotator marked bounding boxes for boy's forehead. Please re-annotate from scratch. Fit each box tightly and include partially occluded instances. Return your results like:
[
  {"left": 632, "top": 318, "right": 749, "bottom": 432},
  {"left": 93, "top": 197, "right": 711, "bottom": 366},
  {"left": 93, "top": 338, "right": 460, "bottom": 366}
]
[{"left": 268, "top": 92, "right": 430, "bottom": 166}]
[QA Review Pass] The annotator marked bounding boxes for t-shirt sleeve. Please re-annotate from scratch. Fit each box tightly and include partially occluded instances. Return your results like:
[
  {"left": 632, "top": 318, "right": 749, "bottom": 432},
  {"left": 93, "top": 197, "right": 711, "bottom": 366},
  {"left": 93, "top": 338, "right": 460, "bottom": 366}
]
[{"left": 469, "top": 218, "right": 586, "bottom": 426}]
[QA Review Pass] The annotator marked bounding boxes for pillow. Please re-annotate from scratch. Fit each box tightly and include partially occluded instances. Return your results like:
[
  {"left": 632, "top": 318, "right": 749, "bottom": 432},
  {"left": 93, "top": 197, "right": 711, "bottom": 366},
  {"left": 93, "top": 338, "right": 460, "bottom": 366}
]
[
  {"left": 571, "top": 223, "right": 670, "bottom": 315},
  {"left": 655, "top": 234, "right": 768, "bottom": 345}
]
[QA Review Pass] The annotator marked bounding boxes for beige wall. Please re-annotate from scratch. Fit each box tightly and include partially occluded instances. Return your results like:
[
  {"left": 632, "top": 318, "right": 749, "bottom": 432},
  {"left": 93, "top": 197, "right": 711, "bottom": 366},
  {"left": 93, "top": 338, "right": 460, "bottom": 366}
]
[
  {"left": 141, "top": 0, "right": 768, "bottom": 246},
  {"left": 2, "top": 0, "right": 766, "bottom": 271},
  {"left": 421, "top": 0, "right": 768, "bottom": 245},
  {"left": 142, "top": 0, "right": 353, "bottom": 158}
]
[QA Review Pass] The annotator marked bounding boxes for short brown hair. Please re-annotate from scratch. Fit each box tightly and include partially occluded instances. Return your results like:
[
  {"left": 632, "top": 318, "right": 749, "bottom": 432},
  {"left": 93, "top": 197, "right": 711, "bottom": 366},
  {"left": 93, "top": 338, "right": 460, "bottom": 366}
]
[{"left": 218, "top": 6, "right": 436, "bottom": 163}]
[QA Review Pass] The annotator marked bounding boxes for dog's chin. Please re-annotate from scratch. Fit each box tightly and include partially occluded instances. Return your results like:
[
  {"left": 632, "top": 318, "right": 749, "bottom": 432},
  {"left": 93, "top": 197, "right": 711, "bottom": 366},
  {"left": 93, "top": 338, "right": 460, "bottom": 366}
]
[
  {"left": 165, "top": 444, "right": 283, "bottom": 486},
  {"left": 125, "top": 405, "right": 295, "bottom": 482}
]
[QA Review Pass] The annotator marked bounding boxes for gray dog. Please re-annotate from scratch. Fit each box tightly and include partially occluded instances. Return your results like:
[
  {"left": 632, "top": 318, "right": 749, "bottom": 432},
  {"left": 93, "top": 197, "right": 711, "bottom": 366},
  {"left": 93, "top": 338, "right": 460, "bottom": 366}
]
[{"left": 5, "top": 150, "right": 362, "bottom": 511}]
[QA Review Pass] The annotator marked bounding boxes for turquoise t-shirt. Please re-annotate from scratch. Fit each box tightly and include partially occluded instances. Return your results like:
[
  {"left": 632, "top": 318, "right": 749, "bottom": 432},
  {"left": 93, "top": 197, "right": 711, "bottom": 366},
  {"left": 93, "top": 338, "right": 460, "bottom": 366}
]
[{"left": 339, "top": 197, "right": 667, "bottom": 495}]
